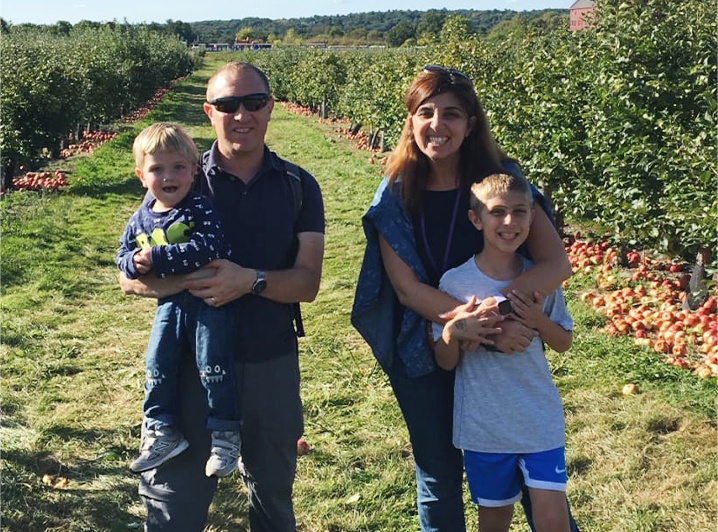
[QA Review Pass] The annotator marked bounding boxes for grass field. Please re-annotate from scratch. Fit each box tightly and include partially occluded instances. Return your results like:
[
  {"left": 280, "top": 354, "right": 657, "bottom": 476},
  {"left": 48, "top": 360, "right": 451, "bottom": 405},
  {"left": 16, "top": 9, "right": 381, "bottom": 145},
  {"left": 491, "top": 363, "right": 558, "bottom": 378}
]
[{"left": 1, "top": 56, "right": 716, "bottom": 531}]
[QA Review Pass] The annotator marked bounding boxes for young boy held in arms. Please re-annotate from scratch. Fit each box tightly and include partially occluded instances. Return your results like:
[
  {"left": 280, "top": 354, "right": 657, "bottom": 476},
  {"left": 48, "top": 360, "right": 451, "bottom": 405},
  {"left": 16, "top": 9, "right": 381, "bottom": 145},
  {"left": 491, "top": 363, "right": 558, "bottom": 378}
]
[{"left": 116, "top": 122, "right": 241, "bottom": 478}]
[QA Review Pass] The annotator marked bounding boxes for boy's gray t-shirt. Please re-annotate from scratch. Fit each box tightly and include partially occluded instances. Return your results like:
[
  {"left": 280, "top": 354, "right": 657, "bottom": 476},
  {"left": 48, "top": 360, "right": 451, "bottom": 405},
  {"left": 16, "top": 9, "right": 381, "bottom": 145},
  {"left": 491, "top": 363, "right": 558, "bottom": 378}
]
[{"left": 432, "top": 256, "right": 573, "bottom": 454}]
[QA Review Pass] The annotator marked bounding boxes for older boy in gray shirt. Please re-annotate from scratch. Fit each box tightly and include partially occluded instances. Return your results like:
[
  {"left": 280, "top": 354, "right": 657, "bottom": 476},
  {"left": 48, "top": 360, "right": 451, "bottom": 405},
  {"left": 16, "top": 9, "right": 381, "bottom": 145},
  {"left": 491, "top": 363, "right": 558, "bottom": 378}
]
[{"left": 433, "top": 172, "right": 573, "bottom": 532}]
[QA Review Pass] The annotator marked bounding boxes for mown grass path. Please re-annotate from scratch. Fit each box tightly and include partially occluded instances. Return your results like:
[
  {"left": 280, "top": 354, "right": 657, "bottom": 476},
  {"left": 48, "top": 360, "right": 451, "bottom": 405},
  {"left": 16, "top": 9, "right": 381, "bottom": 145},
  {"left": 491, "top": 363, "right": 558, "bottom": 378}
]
[{"left": 1, "top": 56, "right": 715, "bottom": 531}]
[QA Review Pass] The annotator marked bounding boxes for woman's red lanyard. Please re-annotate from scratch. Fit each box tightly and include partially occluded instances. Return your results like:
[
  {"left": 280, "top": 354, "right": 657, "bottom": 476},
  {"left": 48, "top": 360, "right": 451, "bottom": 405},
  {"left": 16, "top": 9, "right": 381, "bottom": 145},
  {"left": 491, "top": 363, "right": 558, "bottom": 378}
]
[{"left": 420, "top": 188, "right": 462, "bottom": 281}]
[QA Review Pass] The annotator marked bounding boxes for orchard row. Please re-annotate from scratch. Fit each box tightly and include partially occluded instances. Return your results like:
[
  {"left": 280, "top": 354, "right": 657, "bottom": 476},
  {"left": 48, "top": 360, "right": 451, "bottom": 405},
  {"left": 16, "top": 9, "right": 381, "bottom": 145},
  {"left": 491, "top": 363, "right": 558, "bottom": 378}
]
[
  {"left": 0, "top": 24, "right": 196, "bottom": 190},
  {"left": 7, "top": 82, "right": 176, "bottom": 194}
]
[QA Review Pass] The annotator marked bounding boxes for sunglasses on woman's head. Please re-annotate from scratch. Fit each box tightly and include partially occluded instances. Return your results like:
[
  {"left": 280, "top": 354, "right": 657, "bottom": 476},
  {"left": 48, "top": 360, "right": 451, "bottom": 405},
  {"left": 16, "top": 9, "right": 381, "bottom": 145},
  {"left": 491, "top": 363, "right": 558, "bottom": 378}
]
[
  {"left": 208, "top": 93, "right": 270, "bottom": 113},
  {"left": 421, "top": 65, "right": 472, "bottom": 85}
]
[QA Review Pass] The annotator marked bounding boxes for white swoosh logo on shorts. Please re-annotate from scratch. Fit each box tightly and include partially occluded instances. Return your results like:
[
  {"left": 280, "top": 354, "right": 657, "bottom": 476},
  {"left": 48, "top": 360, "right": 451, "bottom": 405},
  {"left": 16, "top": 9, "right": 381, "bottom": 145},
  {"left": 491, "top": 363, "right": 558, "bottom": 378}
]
[{"left": 555, "top": 466, "right": 566, "bottom": 474}]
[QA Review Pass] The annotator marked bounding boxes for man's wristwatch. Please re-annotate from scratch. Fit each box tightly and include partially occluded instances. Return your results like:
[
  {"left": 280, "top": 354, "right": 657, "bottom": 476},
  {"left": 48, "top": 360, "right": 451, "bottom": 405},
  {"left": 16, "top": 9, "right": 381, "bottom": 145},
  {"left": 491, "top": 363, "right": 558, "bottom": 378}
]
[{"left": 251, "top": 270, "right": 267, "bottom": 295}]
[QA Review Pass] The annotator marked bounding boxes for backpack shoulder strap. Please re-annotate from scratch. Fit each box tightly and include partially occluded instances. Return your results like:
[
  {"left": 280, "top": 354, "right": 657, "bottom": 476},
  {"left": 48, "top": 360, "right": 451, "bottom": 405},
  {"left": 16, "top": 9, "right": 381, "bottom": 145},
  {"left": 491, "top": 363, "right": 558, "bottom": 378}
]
[
  {"left": 281, "top": 159, "right": 303, "bottom": 225},
  {"left": 280, "top": 158, "right": 306, "bottom": 338}
]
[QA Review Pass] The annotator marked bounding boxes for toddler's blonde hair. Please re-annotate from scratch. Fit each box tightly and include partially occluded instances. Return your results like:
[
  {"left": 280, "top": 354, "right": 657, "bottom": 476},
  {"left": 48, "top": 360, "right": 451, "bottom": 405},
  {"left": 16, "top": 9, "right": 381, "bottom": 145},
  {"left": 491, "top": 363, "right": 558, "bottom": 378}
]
[{"left": 133, "top": 122, "right": 199, "bottom": 169}]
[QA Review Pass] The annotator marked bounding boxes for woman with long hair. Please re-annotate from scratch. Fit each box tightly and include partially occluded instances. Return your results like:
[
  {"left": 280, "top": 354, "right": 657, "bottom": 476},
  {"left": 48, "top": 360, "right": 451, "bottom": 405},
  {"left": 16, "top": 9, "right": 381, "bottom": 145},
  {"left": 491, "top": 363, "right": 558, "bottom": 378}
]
[{"left": 352, "top": 65, "right": 577, "bottom": 531}]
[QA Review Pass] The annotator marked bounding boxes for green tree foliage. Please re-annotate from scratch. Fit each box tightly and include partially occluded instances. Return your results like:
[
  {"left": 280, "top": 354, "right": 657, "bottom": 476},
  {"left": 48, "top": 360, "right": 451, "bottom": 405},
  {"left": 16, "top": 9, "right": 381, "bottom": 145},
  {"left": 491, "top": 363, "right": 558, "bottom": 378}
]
[
  {"left": 386, "top": 20, "right": 416, "bottom": 47},
  {"left": 188, "top": 9, "right": 563, "bottom": 46},
  {"left": 164, "top": 19, "right": 197, "bottom": 43},
  {"left": 416, "top": 10, "right": 448, "bottom": 42},
  {"left": 0, "top": 23, "right": 192, "bottom": 188},
  {"left": 236, "top": 27, "right": 254, "bottom": 41},
  {"left": 577, "top": 0, "right": 716, "bottom": 260},
  {"left": 485, "top": 10, "right": 567, "bottom": 41}
]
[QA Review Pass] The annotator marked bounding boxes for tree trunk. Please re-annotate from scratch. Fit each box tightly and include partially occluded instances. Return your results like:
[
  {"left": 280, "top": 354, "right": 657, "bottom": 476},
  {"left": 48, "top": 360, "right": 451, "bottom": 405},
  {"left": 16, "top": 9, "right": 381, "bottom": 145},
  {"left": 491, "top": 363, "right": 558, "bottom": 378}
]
[
  {"left": 683, "top": 247, "right": 711, "bottom": 310},
  {"left": 369, "top": 130, "right": 380, "bottom": 150},
  {"left": 541, "top": 183, "right": 565, "bottom": 235},
  {"left": 1, "top": 159, "right": 16, "bottom": 191}
]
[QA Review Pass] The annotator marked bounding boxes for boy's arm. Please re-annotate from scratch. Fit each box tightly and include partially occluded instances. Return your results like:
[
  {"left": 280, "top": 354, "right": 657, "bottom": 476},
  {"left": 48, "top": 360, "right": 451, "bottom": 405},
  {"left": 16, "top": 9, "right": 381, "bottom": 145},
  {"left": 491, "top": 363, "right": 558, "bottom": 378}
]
[
  {"left": 509, "top": 290, "right": 573, "bottom": 353},
  {"left": 435, "top": 328, "right": 461, "bottom": 370},
  {"left": 118, "top": 271, "right": 187, "bottom": 298},
  {"left": 534, "top": 314, "right": 572, "bottom": 353},
  {"left": 150, "top": 199, "right": 225, "bottom": 277},
  {"left": 116, "top": 219, "right": 142, "bottom": 279}
]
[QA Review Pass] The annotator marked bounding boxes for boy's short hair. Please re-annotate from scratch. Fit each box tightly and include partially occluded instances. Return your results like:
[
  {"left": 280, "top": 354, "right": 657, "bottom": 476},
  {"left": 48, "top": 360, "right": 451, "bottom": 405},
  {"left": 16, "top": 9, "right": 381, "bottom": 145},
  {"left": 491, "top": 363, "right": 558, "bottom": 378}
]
[
  {"left": 133, "top": 122, "right": 199, "bottom": 169},
  {"left": 469, "top": 173, "right": 534, "bottom": 215}
]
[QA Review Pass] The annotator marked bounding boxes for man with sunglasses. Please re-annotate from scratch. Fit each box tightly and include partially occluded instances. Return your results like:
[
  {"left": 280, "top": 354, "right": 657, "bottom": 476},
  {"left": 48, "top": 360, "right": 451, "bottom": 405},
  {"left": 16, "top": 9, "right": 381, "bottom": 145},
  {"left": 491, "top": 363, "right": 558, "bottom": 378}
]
[{"left": 120, "top": 61, "right": 325, "bottom": 531}]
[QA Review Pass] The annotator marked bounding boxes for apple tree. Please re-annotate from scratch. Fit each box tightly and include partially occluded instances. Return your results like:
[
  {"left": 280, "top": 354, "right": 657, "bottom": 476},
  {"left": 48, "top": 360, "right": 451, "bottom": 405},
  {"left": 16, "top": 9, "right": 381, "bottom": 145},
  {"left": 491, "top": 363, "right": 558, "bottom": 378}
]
[{"left": 579, "top": 0, "right": 717, "bottom": 266}]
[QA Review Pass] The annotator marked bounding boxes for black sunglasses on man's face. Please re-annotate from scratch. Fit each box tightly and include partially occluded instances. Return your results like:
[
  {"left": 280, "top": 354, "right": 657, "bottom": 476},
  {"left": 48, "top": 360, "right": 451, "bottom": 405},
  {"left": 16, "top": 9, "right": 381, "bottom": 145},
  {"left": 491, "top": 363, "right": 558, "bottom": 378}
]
[{"left": 208, "top": 93, "right": 270, "bottom": 113}]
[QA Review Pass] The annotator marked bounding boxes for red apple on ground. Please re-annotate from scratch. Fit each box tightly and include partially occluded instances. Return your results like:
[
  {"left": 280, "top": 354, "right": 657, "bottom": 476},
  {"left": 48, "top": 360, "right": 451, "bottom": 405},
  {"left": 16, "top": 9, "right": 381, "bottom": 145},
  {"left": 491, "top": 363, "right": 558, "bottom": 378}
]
[{"left": 297, "top": 438, "right": 310, "bottom": 456}]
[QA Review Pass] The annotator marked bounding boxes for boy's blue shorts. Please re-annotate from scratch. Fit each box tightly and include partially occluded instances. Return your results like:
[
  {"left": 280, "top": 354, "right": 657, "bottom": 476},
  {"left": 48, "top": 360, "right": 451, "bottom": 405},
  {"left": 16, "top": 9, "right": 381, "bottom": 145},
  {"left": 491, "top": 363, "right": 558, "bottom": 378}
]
[{"left": 463, "top": 447, "right": 567, "bottom": 507}]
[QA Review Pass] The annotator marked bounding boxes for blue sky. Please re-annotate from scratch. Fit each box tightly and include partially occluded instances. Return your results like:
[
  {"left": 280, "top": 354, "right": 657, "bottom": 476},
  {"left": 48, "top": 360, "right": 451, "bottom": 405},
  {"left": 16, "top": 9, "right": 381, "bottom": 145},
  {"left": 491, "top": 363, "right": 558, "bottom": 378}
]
[{"left": 2, "top": 0, "right": 575, "bottom": 25}]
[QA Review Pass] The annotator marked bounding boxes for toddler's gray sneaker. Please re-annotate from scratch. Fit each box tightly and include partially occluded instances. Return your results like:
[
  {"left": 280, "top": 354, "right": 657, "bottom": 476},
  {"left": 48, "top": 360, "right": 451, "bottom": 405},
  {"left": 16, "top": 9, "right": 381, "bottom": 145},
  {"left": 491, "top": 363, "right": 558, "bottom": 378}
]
[
  {"left": 130, "top": 425, "right": 189, "bottom": 473},
  {"left": 205, "top": 430, "right": 241, "bottom": 477}
]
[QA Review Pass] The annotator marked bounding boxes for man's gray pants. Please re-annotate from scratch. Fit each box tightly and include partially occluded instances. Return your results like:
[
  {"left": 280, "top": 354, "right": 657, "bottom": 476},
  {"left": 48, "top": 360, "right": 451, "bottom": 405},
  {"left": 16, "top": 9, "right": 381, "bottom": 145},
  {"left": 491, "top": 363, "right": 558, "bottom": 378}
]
[{"left": 139, "top": 350, "right": 303, "bottom": 531}]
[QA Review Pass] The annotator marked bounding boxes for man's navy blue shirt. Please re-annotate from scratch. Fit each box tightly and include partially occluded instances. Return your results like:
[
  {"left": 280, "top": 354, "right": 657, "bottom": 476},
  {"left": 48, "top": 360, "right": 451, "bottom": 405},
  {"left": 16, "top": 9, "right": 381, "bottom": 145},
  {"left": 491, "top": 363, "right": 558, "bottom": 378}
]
[{"left": 195, "top": 143, "right": 325, "bottom": 362}]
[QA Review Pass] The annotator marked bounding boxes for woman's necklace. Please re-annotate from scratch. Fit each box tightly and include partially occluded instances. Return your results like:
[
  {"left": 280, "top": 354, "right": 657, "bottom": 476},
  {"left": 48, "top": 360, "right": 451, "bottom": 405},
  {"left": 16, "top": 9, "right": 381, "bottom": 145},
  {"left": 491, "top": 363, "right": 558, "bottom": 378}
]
[{"left": 420, "top": 188, "right": 462, "bottom": 279}]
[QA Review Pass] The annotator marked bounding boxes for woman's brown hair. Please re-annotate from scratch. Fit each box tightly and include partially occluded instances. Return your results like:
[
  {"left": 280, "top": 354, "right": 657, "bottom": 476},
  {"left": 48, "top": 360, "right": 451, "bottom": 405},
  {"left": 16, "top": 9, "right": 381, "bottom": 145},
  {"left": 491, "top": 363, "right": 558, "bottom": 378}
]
[{"left": 384, "top": 67, "right": 508, "bottom": 215}]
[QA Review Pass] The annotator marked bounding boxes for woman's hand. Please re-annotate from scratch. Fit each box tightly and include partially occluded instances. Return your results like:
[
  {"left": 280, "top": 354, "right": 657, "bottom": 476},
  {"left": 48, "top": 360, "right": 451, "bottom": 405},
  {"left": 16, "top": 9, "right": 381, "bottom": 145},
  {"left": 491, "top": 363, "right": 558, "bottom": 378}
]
[
  {"left": 184, "top": 259, "right": 254, "bottom": 307},
  {"left": 441, "top": 296, "right": 503, "bottom": 351},
  {"left": 440, "top": 295, "right": 502, "bottom": 321}
]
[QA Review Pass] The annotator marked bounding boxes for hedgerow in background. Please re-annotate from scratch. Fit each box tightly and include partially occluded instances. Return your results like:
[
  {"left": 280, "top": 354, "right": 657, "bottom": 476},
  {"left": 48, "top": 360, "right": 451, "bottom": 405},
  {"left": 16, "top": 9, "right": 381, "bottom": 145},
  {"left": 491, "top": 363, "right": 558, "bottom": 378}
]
[{"left": 0, "top": 24, "right": 194, "bottom": 189}]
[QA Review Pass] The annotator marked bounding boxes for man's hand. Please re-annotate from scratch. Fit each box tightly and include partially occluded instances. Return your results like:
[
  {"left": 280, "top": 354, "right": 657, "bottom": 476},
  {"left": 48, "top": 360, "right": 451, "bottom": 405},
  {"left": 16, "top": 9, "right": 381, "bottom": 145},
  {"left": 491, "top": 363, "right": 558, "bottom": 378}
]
[
  {"left": 491, "top": 318, "right": 538, "bottom": 353},
  {"left": 184, "top": 259, "right": 254, "bottom": 307}
]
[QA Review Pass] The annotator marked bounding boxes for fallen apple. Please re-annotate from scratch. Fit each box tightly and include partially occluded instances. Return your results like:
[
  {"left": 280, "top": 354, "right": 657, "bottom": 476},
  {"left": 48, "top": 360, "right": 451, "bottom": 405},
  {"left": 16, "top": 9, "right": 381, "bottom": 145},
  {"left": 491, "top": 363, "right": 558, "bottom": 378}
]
[
  {"left": 622, "top": 383, "right": 639, "bottom": 395},
  {"left": 297, "top": 438, "right": 310, "bottom": 456}
]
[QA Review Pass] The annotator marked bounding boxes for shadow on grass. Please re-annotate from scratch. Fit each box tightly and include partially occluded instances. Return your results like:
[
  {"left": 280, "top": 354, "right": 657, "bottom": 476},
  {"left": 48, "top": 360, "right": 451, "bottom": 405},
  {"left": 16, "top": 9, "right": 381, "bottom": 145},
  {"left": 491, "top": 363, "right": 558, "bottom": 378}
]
[
  {"left": 4, "top": 421, "right": 253, "bottom": 531},
  {"left": 210, "top": 482, "right": 252, "bottom": 530},
  {"left": 2, "top": 445, "right": 141, "bottom": 531},
  {"left": 567, "top": 455, "right": 593, "bottom": 476}
]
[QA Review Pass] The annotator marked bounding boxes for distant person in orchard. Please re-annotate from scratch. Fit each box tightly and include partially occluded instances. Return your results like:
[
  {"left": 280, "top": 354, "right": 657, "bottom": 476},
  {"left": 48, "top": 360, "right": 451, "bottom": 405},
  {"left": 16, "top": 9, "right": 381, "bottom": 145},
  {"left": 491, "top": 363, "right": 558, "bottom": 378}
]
[
  {"left": 433, "top": 172, "right": 574, "bottom": 532},
  {"left": 116, "top": 122, "right": 241, "bottom": 479},
  {"left": 351, "top": 65, "right": 580, "bottom": 531},
  {"left": 119, "top": 62, "right": 325, "bottom": 531}
]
